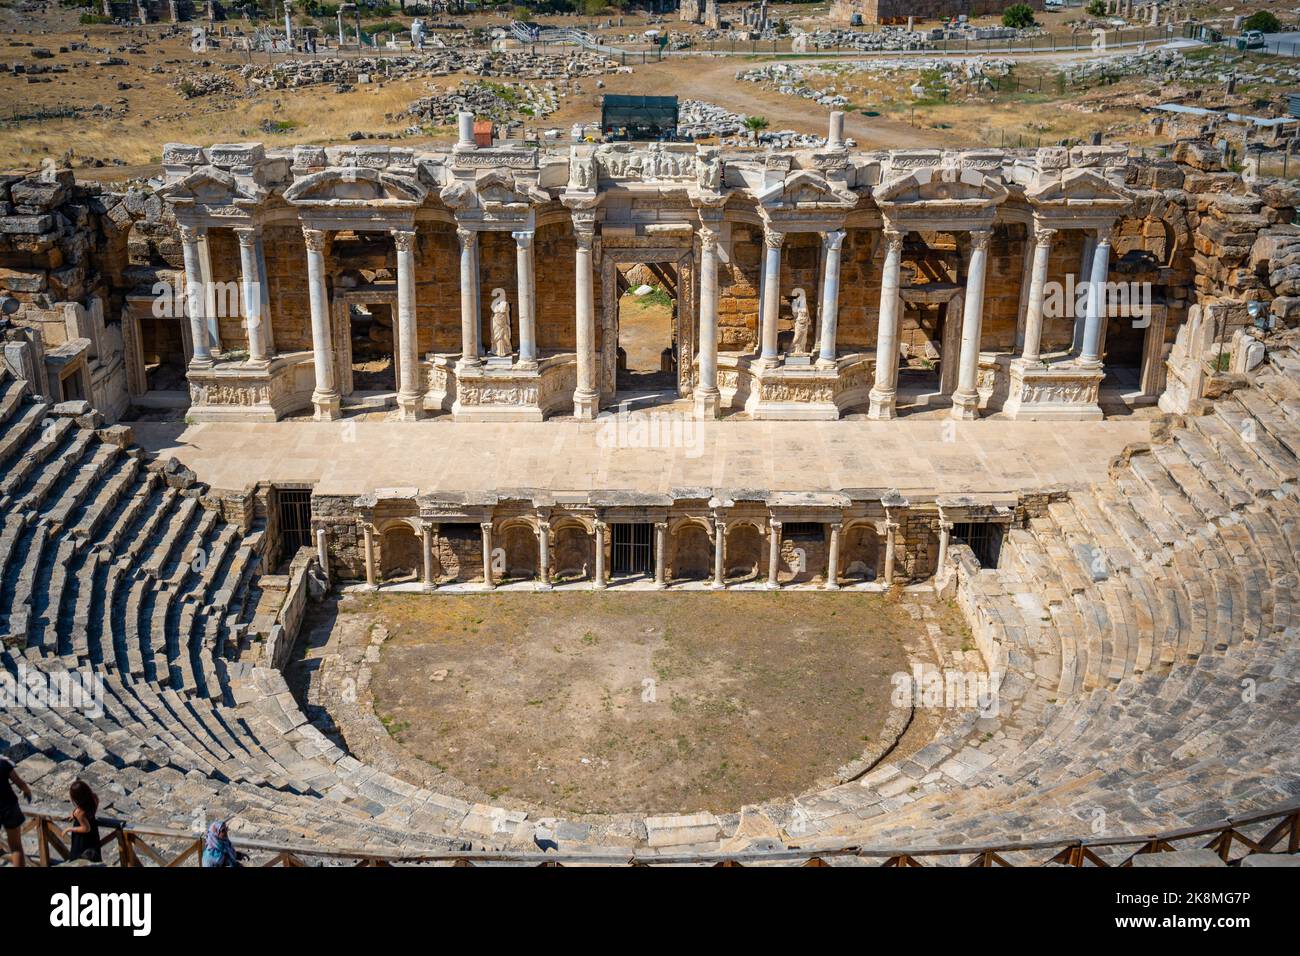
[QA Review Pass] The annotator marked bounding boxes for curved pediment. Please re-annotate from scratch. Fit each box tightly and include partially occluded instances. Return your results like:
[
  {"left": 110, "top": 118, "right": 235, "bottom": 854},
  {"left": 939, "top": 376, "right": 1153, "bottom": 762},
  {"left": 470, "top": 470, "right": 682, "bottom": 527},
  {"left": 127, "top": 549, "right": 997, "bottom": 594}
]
[
  {"left": 1025, "top": 167, "right": 1135, "bottom": 210},
  {"left": 158, "top": 166, "right": 265, "bottom": 207},
  {"left": 474, "top": 169, "right": 546, "bottom": 207},
  {"left": 283, "top": 167, "right": 427, "bottom": 207},
  {"left": 873, "top": 164, "right": 1009, "bottom": 209}
]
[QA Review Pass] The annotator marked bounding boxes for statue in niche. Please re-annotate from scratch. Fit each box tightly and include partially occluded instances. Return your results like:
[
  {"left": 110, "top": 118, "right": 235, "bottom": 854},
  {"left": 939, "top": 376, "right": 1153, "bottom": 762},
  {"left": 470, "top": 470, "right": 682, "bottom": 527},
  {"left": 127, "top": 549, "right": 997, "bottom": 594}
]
[
  {"left": 789, "top": 287, "right": 811, "bottom": 355},
  {"left": 490, "top": 288, "right": 513, "bottom": 358}
]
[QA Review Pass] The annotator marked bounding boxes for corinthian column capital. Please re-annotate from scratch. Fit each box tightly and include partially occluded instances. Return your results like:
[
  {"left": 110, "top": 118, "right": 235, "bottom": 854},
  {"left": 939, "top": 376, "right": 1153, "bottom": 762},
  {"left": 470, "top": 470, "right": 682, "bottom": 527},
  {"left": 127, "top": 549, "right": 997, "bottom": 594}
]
[
  {"left": 1033, "top": 226, "right": 1058, "bottom": 247},
  {"left": 302, "top": 227, "right": 327, "bottom": 253},
  {"left": 968, "top": 228, "right": 993, "bottom": 252},
  {"left": 391, "top": 228, "right": 417, "bottom": 253},
  {"left": 763, "top": 228, "right": 785, "bottom": 249}
]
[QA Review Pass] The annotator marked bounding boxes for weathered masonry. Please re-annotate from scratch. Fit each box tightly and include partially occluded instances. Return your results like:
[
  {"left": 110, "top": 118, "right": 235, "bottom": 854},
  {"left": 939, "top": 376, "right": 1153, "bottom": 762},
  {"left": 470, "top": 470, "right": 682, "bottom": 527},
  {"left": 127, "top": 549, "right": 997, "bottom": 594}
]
[{"left": 158, "top": 117, "right": 1172, "bottom": 425}]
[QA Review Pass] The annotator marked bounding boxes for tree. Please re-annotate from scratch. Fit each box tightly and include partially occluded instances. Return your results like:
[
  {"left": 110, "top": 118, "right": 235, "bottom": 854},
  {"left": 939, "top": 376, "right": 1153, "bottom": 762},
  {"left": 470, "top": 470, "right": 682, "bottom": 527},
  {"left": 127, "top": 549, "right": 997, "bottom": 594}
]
[
  {"left": 742, "top": 115, "right": 769, "bottom": 143},
  {"left": 1085, "top": 0, "right": 1106, "bottom": 16},
  {"left": 1242, "top": 11, "right": 1281, "bottom": 33},
  {"left": 1001, "top": 3, "right": 1035, "bottom": 29}
]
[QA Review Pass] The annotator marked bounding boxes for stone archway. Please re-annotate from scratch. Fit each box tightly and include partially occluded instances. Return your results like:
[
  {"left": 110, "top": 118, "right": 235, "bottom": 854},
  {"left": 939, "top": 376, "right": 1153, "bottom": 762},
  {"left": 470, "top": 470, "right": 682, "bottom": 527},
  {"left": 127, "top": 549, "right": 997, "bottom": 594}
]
[
  {"left": 501, "top": 523, "right": 539, "bottom": 581},
  {"left": 842, "top": 524, "right": 880, "bottom": 581},
  {"left": 724, "top": 522, "right": 764, "bottom": 582},
  {"left": 553, "top": 523, "right": 594, "bottom": 581},
  {"left": 671, "top": 522, "right": 711, "bottom": 582},
  {"left": 380, "top": 525, "right": 421, "bottom": 581}
]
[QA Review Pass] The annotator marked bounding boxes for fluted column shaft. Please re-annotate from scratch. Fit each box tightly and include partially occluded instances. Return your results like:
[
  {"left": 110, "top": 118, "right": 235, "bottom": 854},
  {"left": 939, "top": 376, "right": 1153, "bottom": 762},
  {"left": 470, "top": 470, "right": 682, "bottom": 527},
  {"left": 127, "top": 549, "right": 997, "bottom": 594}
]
[
  {"left": 303, "top": 227, "right": 339, "bottom": 420},
  {"left": 1020, "top": 226, "right": 1057, "bottom": 363},
  {"left": 593, "top": 520, "right": 607, "bottom": 589},
  {"left": 234, "top": 226, "right": 268, "bottom": 364},
  {"left": 1079, "top": 225, "right": 1113, "bottom": 368},
  {"left": 480, "top": 522, "right": 495, "bottom": 589},
  {"left": 951, "top": 229, "right": 992, "bottom": 421},
  {"left": 456, "top": 227, "right": 481, "bottom": 370},
  {"left": 422, "top": 524, "right": 436, "bottom": 590},
  {"left": 868, "top": 227, "right": 905, "bottom": 420},
  {"left": 825, "top": 522, "right": 841, "bottom": 590},
  {"left": 712, "top": 520, "right": 726, "bottom": 589},
  {"left": 759, "top": 228, "right": 783, "bottom": 365},
  {"left": 180, "top": 225, "right": 212, "bottom": 368},
  {"left": 695, "top": 224, "right": 721, "bottom": 419},
  {"left": 393, "top": 228, "right": 423, "bottom": 420},
  {"left": 513, "top": 230, "right": 537, "bottom": 367},
  {"left": 573, "top": 225, "right": 598, "bottom": 419},
  {"left": 653, "top": 522, "right": 668, "bottom": 589},
  {"left": 537, "top": 520, "right": 552, "bottom": 588},
  {"left": 817, "top": 230, "right": 846, "bottom": 366}
]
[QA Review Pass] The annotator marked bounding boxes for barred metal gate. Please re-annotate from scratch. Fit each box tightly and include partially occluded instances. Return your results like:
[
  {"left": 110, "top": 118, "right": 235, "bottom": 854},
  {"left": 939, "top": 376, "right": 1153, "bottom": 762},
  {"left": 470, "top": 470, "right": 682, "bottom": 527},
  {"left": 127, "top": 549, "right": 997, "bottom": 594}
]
[
  {"left": 610, "top": 523, "right": 653, "bottom": 576},
  {"left": 952, "top": 522, "right": 1004, "bottom": 569},
  {"left": 278, "top": 489, "right": 313, "bottom": 557}
]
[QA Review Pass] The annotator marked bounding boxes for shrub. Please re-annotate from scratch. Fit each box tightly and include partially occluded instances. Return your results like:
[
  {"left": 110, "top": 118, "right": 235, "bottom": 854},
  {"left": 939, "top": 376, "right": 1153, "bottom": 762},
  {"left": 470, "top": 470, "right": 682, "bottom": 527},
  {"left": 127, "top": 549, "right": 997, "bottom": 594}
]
[
  {"left": 1242, "top": 11, "right": 1281, "bottom": 33},
  {"left": 1085, "top": 0, "right": 1106, "bottom": 15},
  {"left": 1001, "top": 3, "right": 1035, "bottom": 29}
]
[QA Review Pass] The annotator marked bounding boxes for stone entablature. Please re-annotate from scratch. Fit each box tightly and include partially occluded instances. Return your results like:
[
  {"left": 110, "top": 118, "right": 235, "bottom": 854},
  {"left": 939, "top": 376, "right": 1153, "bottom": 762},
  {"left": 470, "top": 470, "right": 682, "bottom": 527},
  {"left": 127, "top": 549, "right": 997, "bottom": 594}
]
[
  {"left": 318, "top": 484, "right": 1016, "bottom": 590},
  {"left": 158, "top": 133, "right": 1137, "bottom": 424}
]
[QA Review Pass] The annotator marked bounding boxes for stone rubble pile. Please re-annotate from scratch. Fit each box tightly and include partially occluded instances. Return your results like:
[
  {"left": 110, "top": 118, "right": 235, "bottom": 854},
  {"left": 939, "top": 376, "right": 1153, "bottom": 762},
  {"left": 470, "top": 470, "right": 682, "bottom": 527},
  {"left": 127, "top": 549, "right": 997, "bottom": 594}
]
[
  {"left": 677, "top": 99, "right": 831, "bottom": 148},
  {"left": 403, "top": 81, "right": 560, "bottom": 127},
  {"left": 737, "top": 57, "right": 1014, "bottom": 105},
  {"left": 235, "top": 49, "right": 620, "bottom": 94}
]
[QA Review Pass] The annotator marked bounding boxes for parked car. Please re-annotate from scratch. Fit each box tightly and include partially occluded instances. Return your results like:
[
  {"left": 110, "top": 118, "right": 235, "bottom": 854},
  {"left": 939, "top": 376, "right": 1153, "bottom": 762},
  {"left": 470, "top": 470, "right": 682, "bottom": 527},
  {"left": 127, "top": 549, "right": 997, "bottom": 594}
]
[{"left": 1238, "top": 30, "right": 1267, "bottom": 51}]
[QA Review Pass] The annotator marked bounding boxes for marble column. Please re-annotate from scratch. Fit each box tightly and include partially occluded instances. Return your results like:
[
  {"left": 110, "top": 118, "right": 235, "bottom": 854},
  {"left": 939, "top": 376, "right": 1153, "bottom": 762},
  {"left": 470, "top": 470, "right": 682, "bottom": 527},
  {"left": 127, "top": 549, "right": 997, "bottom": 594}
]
[
  {"left": 480, "top": 522, "right": 495, "bottom": 589},
  {"left": 825, "top": 522, "right": 841, "bottom": 590},
  {"left": 513, "top": 230, "right": 537, "bottom": 367},
  {"left": 817, "top": 229, "right": 846, "bottom": 367},
  {"left": 303, "top": 227, "right": 340, "bottom": 420},
  {"left": 537, "top": 520, "right": 552, "bottom": 589},
  {"left": 712, "top": 519, "right": 726, "bottom": 589},
  {"left": 572, "top": 225, "right": 598, "bottom": 419},
  {"left": 868, "top": 227, "right": 905, "bottom": 419},
  {"left": 315, "top": 527, "right": 330, "bottom": 585},
  {"left": 456, "top": 227, "right": 481, "bottom": 371},
  {"left": 179, "top": 225, "right": 212, "bottom": 369},
  {"left": 883, "top": 521, "right": 897, "bottom": 587},
  {"left": 1020, "top": 226, "right": 1057, "bottom": 363},
  {"left": 1078, "top": 225, "right": 1112, "bottom": 368},
  {"left": 393, "top": 228, "right": 423, "bottom": 420},
  {"left": 936, "top": 520, "right": 952, "bottom": 578},
  {"left": 695, "top": 224, "right": 721, "bottom": 419},
  {"left": 1072, "top": 232, "right": 1097, "bottom": 355},
  {"left": 234, "top": 226, "right": 268, "bottom": 365},
  {"left": 421, "top": 524, "right": 436, "bottom": 591},
  {"left": 766, "top": 519, "right": 782, "bottom": 589},
  {"left": 362, "top": 524, "right": 376, "bottom": 588},
  {"left": 654, "top": 522, "right": 668, "bottom": 589},
  {"left": 593, "top": 520, "right": 607, "bottom": 589},
  {"left": 759, "top": 228, "right": 784, "bottom": 366},
  {"left": 951, "top": 228, "right": 992, "bottom": 420}
]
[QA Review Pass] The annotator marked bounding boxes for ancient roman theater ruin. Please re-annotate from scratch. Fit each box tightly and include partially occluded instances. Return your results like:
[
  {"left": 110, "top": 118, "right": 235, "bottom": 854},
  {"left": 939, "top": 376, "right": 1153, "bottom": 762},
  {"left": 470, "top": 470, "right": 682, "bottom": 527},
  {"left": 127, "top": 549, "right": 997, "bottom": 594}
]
[{"left": 1, "top": 116, "right": 1299, "bottom": 865}]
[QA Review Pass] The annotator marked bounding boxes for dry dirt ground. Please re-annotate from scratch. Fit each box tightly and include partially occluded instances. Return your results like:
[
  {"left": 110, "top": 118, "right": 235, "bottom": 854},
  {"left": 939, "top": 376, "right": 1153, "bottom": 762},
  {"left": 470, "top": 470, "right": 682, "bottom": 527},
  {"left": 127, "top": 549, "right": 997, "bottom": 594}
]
[
  {"left": 2, "top": 2, "right": 1260, "bottom": 173},
  {"left": 350, "top": 589, "right": 971, "bottom": 815}
]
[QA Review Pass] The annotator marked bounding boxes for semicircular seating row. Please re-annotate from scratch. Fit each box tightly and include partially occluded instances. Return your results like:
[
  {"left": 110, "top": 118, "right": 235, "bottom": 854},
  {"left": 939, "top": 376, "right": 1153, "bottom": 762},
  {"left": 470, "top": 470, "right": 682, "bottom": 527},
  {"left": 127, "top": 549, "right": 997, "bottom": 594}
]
[{"left": 1, "top": 336, "right": 1298, "bottom": 862}]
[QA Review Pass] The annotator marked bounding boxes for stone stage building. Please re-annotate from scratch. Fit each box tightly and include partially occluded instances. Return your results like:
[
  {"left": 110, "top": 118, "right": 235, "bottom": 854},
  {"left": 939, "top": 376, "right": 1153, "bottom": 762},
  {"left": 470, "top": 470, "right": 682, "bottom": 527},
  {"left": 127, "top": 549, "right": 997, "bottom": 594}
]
[{"left": 157, "top": 113, "right": 1167, "bottom": 430}]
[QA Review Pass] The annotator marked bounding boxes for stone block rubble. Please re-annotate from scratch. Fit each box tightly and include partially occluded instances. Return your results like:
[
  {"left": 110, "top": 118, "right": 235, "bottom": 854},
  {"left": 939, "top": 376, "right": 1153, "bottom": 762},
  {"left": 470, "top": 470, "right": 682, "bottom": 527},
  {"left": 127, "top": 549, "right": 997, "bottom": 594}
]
[
  {"left": 677, "top": 98, "right": 831, "bottom": 147},
  {"left": 403, "top": 80, "right": 561, "bottom": 128}
]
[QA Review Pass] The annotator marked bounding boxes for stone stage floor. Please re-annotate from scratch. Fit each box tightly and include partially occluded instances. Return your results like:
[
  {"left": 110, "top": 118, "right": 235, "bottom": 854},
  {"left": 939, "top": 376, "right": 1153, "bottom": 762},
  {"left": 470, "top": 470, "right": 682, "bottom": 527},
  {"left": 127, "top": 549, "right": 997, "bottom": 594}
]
[{"left": 132, "top": 410, "right": 1156, "bottom": 499}]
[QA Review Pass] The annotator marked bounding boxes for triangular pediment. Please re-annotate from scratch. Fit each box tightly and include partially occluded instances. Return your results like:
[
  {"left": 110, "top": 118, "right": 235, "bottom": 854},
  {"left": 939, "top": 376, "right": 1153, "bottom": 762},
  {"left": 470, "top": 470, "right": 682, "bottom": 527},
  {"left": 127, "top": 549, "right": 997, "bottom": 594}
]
[
  {"left": 873, "top": 165, "right": 1009, "bottom": 207},
  {"left": 1025, "top": 167, "right": 1134, "bottom": 207},
  {"left": 283, "top": 167, "right": 427, "bottom": 206},
  {"left": 158, "top": 166, "right": 261, "bottom": 206}
]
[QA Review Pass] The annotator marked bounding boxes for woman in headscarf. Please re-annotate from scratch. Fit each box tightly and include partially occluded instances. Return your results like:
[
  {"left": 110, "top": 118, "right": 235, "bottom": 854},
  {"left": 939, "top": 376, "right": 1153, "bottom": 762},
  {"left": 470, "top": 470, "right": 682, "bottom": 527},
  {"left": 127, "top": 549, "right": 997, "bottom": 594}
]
[
  {"left": 202, "top": 819, "right": 242, "bottom": 868},
  {"left": 64, "top": 780, "right": 101, "bottom": 863}
]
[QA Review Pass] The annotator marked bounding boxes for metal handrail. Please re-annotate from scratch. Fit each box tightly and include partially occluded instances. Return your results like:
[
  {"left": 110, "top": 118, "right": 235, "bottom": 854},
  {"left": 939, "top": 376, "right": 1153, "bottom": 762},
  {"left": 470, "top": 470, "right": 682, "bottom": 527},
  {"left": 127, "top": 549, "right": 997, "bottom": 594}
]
[{"left": 15, "top": 798, "right": 1300, "bottom": 867}]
